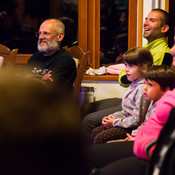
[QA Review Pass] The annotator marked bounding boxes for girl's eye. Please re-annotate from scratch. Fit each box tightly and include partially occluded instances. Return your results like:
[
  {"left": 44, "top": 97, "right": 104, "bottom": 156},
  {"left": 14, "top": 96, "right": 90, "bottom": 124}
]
[{"left": 148, "top": 83, "right": 153, "bottom": 87}]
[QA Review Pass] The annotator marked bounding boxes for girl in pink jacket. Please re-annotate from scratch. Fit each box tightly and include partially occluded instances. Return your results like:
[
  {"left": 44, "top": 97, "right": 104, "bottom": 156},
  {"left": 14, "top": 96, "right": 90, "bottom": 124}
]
[
  {"left": 134, "top": 88, "right": 175, "bottom": 159},
  {"left": 134, "top": 44, "right": 175, "bottom": 160}
]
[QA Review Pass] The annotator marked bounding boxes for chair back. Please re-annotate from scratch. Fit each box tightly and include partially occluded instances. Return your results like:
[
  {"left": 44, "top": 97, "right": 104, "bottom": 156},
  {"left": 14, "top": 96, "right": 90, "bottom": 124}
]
[
  {"left": 65, "top": 46, "right": 90, "bottom": 103},
  {"left": 0, "top": 44, "right": 18, "bottom": 68}
]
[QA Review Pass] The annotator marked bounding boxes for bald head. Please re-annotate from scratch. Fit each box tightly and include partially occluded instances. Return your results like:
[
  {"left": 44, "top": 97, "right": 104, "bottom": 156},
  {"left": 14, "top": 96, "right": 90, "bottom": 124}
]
[{"left": 42, "top": 19, "right": 65, "bottom": 34}]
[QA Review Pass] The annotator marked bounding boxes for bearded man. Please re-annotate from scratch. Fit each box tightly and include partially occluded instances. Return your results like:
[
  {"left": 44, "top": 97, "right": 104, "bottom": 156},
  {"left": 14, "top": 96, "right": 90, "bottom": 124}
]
[{"left": 25, "top": 19, "right": 76, "bottom": 90}]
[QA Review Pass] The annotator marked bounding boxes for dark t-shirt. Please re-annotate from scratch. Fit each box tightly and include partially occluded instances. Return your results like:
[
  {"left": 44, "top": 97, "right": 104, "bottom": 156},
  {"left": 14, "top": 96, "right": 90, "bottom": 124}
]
[{"left": 25, "top": 48, "right": 76, "bottom": 90}]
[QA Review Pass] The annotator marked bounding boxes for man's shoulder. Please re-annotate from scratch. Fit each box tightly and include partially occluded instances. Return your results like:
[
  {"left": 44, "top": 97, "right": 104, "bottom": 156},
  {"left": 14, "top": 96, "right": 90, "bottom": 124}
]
[
  {"left": 52, "top": 49, "right": 76, "bottom": 68},
  {"left": 29, "top": 52, "right": 42, "bottom": 59},
  {"left": 145, "top": 38, "right": 170, "bottom": 52},
  {"left": 27, "top": 52, "right": 42, "bottom": 64},
  {"left": 54, "top": 48, "right": 73, "bottom": 60},
  {"left": 57, "top": 48, "right": 71, "bottom": 56}
]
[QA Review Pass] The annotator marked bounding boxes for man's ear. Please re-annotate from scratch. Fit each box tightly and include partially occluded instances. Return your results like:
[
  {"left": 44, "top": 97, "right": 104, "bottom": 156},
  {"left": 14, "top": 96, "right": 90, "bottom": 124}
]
[
  {"left": 161, "top": 24, "right": 169, "bottom": 34},
  {"left": 57, "top": 32, "right": 64, "bottom": 42}
]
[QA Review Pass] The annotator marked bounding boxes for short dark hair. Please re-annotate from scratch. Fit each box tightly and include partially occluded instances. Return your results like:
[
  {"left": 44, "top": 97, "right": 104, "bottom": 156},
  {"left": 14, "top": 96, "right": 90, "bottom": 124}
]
[
  {"left": 151, "top": 8, "right": 170, "bottom": 26},
  {"left": 144, "top": 65, "right": 175, "bottom": 91},
  {"left": 122, "top": 47, "right": 153, "bottom": 69},
  {"left": 151, "top": 8, "right": 170, "bottom": 36}
]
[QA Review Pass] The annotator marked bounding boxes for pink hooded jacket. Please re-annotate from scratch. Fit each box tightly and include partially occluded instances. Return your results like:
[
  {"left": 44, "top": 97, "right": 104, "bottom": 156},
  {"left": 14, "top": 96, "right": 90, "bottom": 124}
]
[{"left": 133, "top": 89, "right": 175, "bottom": 160}]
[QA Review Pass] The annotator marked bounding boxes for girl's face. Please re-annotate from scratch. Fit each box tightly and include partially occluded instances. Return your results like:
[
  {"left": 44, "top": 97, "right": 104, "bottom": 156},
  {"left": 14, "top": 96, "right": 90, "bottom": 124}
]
[
  {"left": 125, "top": 63, "right": 144, "bottom": 82},
  {"left": 170, "top": 44, "right": 175, "bottom": 67},
  {"left": 143, "top": 79, "right": 165, "bottom": 101}
]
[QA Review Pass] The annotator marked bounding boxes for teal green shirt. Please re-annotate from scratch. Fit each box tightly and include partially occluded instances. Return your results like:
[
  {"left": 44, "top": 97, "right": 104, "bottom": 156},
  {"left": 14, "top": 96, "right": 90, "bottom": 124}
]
[{"left": 119, "top": 37, "right": 171, "bottom": 87}]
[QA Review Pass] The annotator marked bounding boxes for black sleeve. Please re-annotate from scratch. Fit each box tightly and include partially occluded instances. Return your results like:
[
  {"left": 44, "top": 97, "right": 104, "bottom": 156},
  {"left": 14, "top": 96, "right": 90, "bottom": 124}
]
[
  {"left": 51, "top": 52, "right": 76, "bottom": 90},
  {"left": 162, "top": 53, "right": 173, "bottom": 67},
  {"left": 120, "top": 75, "right": 132, "bottom": 85},
  {"left": 22, "top": 54, "right": 36, "bottom": 71}
]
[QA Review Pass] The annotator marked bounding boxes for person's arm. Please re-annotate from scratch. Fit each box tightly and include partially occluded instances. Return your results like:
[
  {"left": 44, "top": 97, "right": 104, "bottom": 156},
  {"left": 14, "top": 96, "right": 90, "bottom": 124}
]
[
  {"left": 113, "top": 111, "right": 140, "bottom": 128},
  {"left": 112, "top": 87, "right": 143, "bottom": 128},
  {"left": 134, "top": 90, "right": 175, "bottom": 160},
  {"left": 51, "top": 51, "right": 76, "bottom": 89},
  {"left": 124, "top": 133, "right": 135, "bottom": 141},
  {"left": 162, "top": 53, "right": 173, "bottom": 67},
  {"left": 41, "top": 70, "right": 53, "bottom": 82}
]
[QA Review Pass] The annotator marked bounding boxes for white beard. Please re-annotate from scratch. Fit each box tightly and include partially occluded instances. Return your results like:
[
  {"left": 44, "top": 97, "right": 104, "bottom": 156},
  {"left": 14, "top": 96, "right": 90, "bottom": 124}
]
[{"left": 38, "top": 38, "right": 59, "bottom": 53}]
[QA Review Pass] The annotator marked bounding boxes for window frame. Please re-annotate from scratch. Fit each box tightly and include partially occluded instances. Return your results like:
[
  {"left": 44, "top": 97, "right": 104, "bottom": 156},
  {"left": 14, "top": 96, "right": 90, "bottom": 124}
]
[{"left": 78, "top": 0, "right": 137, "bottom": 70}]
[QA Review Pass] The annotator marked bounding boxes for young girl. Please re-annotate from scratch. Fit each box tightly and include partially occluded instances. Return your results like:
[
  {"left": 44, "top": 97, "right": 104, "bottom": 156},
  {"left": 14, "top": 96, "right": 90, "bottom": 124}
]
[
  {"left": 91, "top": 47, "right": 153, "bottom": 144},
  {"left": 134, "top": 66, "right": 175, "bottom": 160}
]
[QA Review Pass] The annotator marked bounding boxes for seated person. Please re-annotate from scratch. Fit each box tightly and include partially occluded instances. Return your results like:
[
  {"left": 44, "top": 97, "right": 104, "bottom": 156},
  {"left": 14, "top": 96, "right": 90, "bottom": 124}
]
[
  {"left": 82, "top": 47, "right": 153, "bottom": 146},
  {"left": 119, "top": 9, "right": 173, "bottom": 87},
  {"left": 24, "top": 18, "right": 76, "bottom": 91}
]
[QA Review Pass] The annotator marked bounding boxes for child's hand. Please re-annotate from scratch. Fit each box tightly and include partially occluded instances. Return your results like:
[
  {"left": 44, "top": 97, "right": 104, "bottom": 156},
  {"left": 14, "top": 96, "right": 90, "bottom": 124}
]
[
  {"left": 123, "top": 133, "right": 135, "bottom": 141},
  {"left": 102, "top": 115, "right": 115, "bottom": 128}
]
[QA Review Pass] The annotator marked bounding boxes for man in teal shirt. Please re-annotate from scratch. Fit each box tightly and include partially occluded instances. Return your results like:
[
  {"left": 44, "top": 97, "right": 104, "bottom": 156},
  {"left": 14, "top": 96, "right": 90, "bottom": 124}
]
[{"left": 119, "top": 8, "right": 172, "bottom": 87}]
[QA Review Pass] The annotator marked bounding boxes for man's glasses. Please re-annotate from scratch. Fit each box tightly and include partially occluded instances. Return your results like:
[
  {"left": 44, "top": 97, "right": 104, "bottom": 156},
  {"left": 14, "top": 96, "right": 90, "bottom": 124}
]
[{"left": 35, "top": 31, "right": 59, "bottom": 38}]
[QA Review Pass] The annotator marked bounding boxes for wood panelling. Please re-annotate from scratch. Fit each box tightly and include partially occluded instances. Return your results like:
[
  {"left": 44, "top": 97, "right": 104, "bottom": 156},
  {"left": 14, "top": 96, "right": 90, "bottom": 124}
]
[
  {"left": 165, "top": 0, "right": 169, "bottom": 12},
  {"left": 3, "top": 54, "right": 31, "bottom": 69},
  {"left": 78, "top": 0, "right": 88, "bottom": 52},
  {"left": 128, "top": 0, "right": 137, "bottom": 49},
  {"left": 138, "top": 0, "right": 144, "bottom": 47},
  {"left": 87, "top": 0, "right": 100, "bottom": 69},
  {"left": 79, "top": 0, "right": 100, "bottom": 69},
  {"left": 83, "top": 74, "right": 119, "bottom": 80}
]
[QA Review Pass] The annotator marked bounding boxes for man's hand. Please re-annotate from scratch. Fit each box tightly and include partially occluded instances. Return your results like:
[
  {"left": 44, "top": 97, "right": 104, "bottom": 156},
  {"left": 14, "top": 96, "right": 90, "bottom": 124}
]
[{"left": 41, "top": 70, "right": 53, "bottom": 82}]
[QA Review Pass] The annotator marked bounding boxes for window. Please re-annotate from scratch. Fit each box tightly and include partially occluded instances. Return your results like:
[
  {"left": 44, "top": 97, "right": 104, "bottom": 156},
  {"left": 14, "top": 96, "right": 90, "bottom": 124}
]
[
  {"left": 0, "top": 0, "right": 138, "bottom": 73},
  {"left": 78, "top": 0, "right": 137, "bottom": 69},
  {"left": 169, "top": 0, "right": 175, "bottom": 47},
  {"left": 0, "top": 0, "right": 78, "bottom": 53},
  {"left": 100, "top": 0, "right": 128, "bottom": 65}
]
